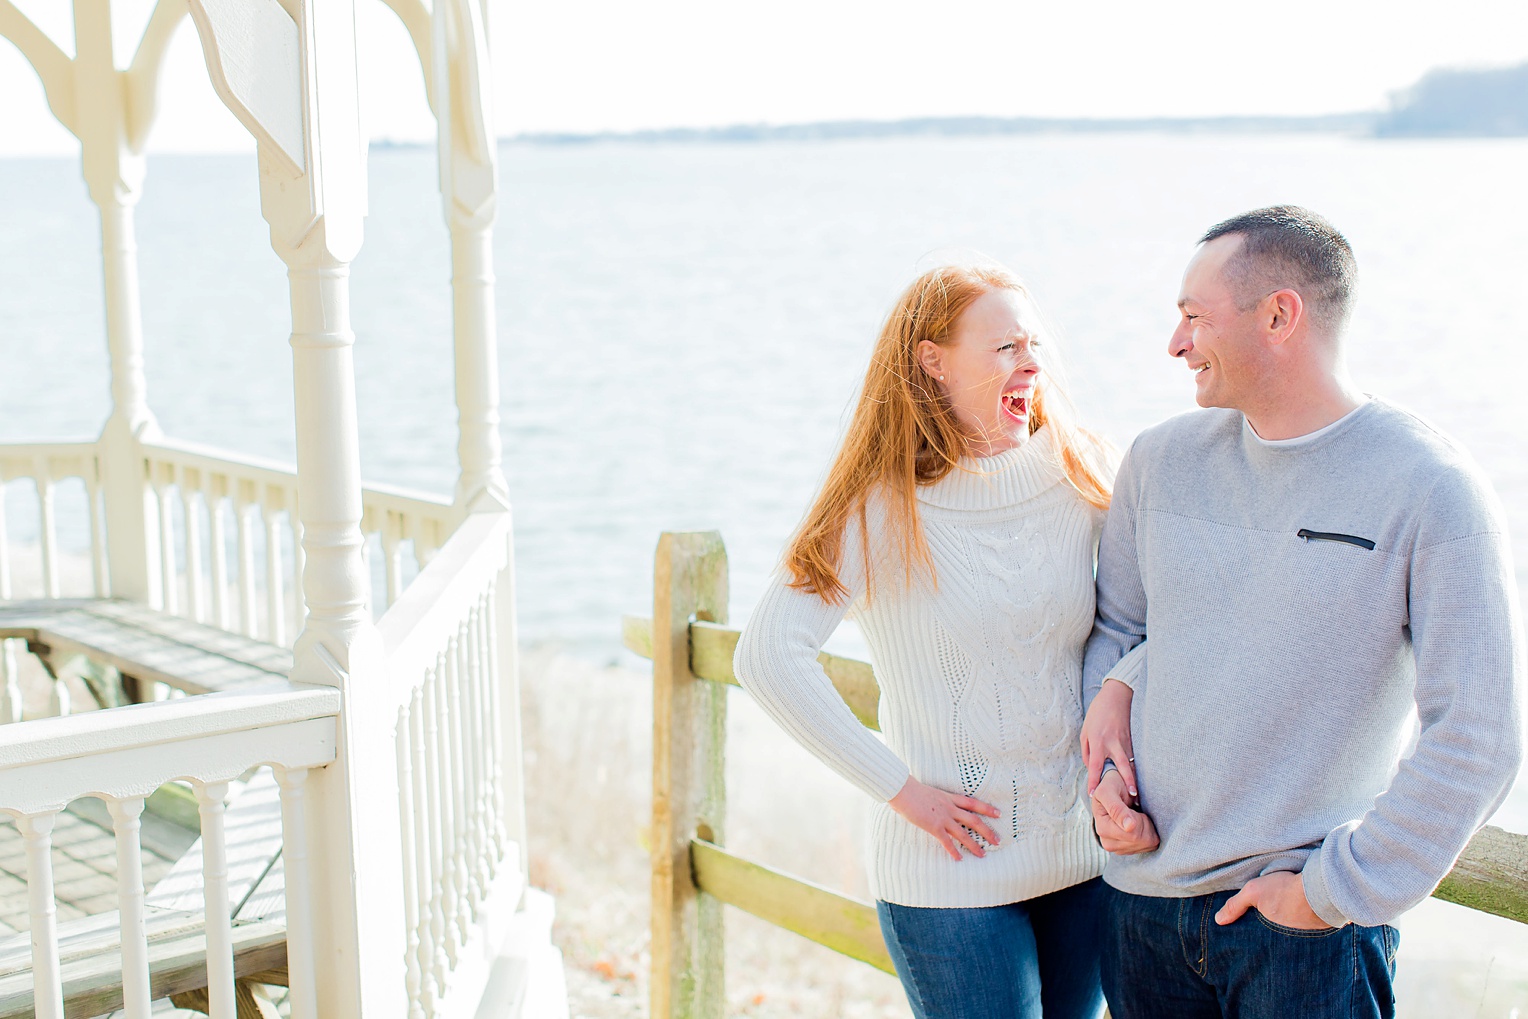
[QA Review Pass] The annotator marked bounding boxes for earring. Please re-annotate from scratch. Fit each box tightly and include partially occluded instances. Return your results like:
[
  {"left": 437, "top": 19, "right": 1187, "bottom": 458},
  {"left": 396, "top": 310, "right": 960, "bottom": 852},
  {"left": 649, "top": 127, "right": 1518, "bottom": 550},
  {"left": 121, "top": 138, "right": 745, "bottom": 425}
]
[{"left": 939, "top": 375, "right": 945, "bottom": 381}]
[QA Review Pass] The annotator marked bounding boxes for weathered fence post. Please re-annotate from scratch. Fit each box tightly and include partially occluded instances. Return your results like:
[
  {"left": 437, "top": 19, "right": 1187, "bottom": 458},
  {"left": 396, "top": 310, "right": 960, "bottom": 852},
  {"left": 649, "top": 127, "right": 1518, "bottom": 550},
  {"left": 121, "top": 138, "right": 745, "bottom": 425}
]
[{"left": 650, "top": 531, "right": 728, "bottom": 1019}]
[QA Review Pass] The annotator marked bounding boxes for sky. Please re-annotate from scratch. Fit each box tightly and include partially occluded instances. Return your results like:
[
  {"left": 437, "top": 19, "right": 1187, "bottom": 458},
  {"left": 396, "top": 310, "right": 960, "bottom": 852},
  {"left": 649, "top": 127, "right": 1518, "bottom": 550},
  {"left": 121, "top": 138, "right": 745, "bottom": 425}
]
[{"left": 2, "top": 0, "right": 1527, "bottom": 156}]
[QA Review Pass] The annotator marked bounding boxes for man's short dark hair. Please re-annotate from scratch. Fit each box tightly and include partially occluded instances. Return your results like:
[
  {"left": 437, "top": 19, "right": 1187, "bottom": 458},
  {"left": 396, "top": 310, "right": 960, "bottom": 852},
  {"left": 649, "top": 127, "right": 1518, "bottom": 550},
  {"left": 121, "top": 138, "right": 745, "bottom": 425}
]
[{"left": 1200, "top": 206, "right": 1357, "bottom": 337}]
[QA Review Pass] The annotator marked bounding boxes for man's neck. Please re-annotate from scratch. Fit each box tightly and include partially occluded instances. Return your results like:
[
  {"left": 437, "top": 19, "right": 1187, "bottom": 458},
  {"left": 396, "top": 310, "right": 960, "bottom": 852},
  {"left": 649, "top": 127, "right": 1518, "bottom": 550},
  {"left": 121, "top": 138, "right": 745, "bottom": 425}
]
[{"left": 1242, "top": 372, "right": 1366, "bottom": 442}]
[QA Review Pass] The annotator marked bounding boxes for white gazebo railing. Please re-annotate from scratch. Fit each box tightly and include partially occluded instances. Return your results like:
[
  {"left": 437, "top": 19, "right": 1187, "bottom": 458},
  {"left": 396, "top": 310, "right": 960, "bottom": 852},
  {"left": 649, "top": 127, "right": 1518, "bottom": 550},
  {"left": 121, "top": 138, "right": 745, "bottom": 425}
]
[{"left": 0, "top": 0, "right": 566, "bottom": 1015}]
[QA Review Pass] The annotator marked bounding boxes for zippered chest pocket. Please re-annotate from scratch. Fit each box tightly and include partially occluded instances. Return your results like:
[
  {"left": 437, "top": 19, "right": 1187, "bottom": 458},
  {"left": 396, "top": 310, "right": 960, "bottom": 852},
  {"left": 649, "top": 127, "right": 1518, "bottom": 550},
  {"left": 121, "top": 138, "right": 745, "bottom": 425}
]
[{"left": 1296, "top": 528, "right": 1376, "bottom": 551}]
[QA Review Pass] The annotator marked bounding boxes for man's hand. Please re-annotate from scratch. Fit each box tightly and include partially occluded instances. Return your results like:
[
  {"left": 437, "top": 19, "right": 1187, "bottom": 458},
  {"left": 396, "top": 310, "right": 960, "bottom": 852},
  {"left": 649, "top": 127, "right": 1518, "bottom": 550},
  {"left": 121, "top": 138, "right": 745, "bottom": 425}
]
[
  {"left": 1081, "top": 678, "right": 1137, "bottom": 796},
  {"left": 1090, "top": 769, "right": 1158, "bottom": 854},
  {"left": 888, "top": 776, "right": 1002, "bottom": 861},
  {"left": 1215, "top": 871, "right": 1332, "bottom": 929}
]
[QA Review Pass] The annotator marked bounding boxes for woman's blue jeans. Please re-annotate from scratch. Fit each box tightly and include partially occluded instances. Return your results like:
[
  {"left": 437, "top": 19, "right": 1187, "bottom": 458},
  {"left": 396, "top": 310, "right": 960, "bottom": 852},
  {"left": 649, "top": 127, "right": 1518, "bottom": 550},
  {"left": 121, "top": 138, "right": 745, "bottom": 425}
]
[{"left": 876, "top": 877, "right": 1106, "bottom": 1019}]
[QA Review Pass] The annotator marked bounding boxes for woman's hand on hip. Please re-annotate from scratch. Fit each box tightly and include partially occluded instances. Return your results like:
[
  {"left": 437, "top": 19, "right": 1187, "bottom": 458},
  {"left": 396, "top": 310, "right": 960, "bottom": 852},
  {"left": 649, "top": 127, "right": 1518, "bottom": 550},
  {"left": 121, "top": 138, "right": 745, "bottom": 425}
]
[
  {"left": 888, "top": 776, "right": 1001, "bottom": 861},
  {"left": 1081, "top": 677, "right": 1137, "bottom": 797}
]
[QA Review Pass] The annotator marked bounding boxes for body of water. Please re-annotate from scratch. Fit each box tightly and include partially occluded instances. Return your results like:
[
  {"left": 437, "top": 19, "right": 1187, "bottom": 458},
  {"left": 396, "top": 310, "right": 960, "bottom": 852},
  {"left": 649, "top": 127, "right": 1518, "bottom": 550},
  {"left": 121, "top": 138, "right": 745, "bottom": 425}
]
[{"left": 4, "top": 135, "right": 1528, "bottom": 840}]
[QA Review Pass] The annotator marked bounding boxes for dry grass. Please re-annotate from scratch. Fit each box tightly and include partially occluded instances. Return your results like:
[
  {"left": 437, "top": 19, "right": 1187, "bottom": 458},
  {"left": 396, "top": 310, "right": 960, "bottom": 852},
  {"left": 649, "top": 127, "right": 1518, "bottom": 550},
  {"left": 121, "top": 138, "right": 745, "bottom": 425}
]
[
  {"left": 518, "top": 647, "right": 1528, "bottom": 1019},
  {"left": 518, "top": 648, "right": 912, "bottom": 1019}
]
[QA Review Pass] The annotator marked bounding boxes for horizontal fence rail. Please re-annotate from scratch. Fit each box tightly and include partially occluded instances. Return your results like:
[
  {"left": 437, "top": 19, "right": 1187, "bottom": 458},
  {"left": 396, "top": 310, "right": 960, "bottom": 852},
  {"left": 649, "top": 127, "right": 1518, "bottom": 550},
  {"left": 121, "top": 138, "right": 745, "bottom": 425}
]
[
  {"left": 625, "top": 532, "right": 1528, "bottom": 1018},
  {"left": 0, "top": 685, "right": 339, "bottom": 1019}
]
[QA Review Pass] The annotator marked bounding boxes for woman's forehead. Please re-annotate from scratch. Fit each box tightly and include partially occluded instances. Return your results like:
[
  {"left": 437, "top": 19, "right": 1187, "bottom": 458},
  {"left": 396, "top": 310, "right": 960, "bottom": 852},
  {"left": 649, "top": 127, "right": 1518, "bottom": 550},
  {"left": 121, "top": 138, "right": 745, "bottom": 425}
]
[{"left": 958, "top": 287, "right": 1040, "bottom": 340}]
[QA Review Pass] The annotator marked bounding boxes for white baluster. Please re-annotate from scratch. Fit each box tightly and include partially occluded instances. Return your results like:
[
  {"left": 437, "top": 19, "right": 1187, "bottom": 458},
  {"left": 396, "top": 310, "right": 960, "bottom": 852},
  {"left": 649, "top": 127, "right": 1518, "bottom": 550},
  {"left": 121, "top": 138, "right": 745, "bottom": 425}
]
[
  {"left": 474, "top": 595, "right": 497, "bottom": 882},
  {"left": 265, "top": 495, "right": 285, "bottom": 646},
  {"left": 208, "top": 478, "right": 231, "bottom": 630},
  {"left": 48, "top": 666, "right": 70, "bottom": 719},
  {"left": 184, "top": 483, "right": 205, "bottom": 622},
  {"left": 445, "top": 635, "right": 470, "bottom": 948},
  {"left": 0, "top": 490, "right": 20, "bottom": 724},
  {"left": 461, "top": 610, "right": 487, "bottom": 913},
  {"left": 38, "top": 473, "right": 60, "bottom": 599},
  {"left": 383, "top": 516, "right": 403, "bottom": 608},
  {"left": 195, "top": 781, "right": 236, "bottom": 1019},
  {"left": 19, "top": 810, "right": 64, "bottom": 1019},
  {"left": 484, "top": 586, "right": 510, "bottom": 859},
  {"left": 276, "top": 767, "right": 318, "bottom": 1019},
  {"left": 397, "top": 706, "right": 426, "bottom": 1019},
  {"left": 291, "top": 509, "right": 306, "bottom": 632},
  {"left": 423, "top": 662, "right": 451, "bottom": 986},
  {"left": 237, "top": 497, "right": 258, "bottom": 637},
  {"left": 0, "top": 641, "right": 18, "bottom": 724},
  {"left": 409, "top": 685, "right": 439, "bottom": 1015},
  {"left": 87, "top": 472, "right": 108, "bottom": 597},
  {"left": 109, "top": 796, "right": 152, "bottom": 1019},
  {"left": 157, "top": 470, "right": 178, "bottom": 616}
]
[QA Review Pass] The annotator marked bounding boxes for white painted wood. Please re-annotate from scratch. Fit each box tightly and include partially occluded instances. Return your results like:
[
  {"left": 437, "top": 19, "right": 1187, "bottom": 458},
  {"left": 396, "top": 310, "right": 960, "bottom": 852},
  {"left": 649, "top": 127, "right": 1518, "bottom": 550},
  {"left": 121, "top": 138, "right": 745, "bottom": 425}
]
[
  {"left": 423, "top": 663, "right": 449, "bottom": 990},
  {"left": 0, "top": 2, "right": 78, "bottom": 134},
  {"left": 38, "top": 472, "right": 59, "bottom": 598},
  {"left": 264, "top": 496, "right": 285, "bottom": 646},
  {"left": 275, "top": 766, "right": 318, "bottom": 1019},
  {"left": 444, "top": 635, "right": 469, "bottom": 946},
  {"left": 184, "top": 485, "right": 206, "bottom": 623},
  {"left": 184, "top": 0, "right": 306, "bottom": 174},
  {"left": 107, "top": 795, "right": 153, "bottom": 1019},
  {"left": 396, "top": 707, "right": 425, "bottom": 1019},
  {"left": 0, "top": 487, "right": 15, "bottom": 725},
  {"left": 208, "top": 478, "right": 231, "bottom": 630},
  {"left": 18, "top": 810, "right": 63, "bottom": 1019},
  {"left": 377, "top": 513, "right": 511, "bottom": 693},
  {"left": 237, "top": 500, "right": 258, "bottom": 638},
  {"left": 158, "top": 475, "right": 178, "bottom": 616},
  {"left": 408, "top": 686, "right": 438, "bottom": 1015},
  {"left": 194, "top": 780, "right": 237, "bottom": 1019},
  {"left": 87, "top": 473, "right": 108, "bottom": 598}
]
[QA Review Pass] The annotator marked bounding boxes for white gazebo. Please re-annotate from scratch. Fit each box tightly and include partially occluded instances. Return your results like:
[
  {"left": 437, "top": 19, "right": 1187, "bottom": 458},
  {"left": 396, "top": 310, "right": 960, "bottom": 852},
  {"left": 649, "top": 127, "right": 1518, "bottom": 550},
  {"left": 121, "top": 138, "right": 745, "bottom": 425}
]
[{"left": 0, "top": 1, "right": 567, "bottom": 1016}]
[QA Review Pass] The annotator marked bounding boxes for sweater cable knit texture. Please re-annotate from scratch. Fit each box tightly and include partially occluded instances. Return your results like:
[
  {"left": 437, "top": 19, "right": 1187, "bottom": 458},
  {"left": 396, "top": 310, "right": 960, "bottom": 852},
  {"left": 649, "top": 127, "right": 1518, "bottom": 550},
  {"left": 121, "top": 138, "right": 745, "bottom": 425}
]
[{"left": 735, "top": 426, "right": 1115, "bottom": 907}]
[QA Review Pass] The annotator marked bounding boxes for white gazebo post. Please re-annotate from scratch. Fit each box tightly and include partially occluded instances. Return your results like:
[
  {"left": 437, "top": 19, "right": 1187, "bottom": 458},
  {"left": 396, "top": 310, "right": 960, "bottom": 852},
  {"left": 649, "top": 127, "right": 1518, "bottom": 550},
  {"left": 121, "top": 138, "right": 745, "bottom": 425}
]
[
  {"left": 436, "top": 0, "right": 509, "bottom": 514},
  {"left": 187, "top": 1, "right": 406, "bottom": 1013},
  {"left": 0, "top": 0, "right": 185, "bottom": 607}
]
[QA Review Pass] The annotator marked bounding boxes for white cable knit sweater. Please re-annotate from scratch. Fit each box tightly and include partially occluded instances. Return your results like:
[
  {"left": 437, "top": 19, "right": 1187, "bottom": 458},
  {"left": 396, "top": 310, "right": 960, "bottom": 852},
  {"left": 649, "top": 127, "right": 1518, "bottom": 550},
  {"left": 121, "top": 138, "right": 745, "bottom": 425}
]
[{"left": 734, "top": 426, "right": 1108, "bottom": 907}]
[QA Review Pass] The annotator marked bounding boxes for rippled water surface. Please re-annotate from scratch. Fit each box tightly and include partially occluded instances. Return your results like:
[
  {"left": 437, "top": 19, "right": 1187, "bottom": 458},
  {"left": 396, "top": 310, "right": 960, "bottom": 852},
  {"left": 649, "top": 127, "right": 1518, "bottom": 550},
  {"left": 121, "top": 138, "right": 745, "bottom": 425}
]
[{"left": 4, "top": 136, "right": 1528, "bottom": 833}]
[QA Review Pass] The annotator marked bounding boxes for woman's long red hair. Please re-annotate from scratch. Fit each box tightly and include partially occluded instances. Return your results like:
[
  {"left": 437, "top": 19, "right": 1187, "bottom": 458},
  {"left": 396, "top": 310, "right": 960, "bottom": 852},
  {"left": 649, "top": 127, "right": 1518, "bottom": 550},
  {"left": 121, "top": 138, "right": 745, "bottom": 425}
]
[{"left": 784, "top": 264, "right": 1113, "bottom": 603}]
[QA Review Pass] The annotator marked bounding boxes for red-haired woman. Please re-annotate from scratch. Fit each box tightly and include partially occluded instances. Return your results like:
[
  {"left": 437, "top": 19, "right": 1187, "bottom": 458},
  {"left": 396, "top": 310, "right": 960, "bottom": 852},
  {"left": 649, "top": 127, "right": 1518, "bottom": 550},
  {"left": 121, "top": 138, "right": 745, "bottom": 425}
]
[{"left": 735, "top": 264, "right": 1141, "bottom": 1019}]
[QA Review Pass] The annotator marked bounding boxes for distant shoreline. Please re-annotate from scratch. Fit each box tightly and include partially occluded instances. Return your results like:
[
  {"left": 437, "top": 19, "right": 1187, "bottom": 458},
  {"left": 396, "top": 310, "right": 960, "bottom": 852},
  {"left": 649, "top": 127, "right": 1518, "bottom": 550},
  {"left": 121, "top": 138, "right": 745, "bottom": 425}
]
[{"left": 497, "top": 113, "right": 1379, "bottom": 146}]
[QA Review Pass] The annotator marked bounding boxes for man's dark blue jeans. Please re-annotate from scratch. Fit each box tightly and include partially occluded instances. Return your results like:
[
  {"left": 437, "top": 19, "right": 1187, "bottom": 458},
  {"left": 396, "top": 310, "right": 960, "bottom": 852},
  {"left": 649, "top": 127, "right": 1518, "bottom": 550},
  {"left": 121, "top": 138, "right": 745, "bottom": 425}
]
[{"left": 1101, "top": 882, "right": 1399, "bottom": 1019}]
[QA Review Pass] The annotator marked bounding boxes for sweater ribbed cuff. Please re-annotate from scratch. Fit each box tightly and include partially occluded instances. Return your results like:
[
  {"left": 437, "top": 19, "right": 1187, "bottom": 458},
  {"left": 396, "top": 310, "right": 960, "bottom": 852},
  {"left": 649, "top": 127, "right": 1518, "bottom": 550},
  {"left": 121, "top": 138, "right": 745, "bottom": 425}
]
[
  {"left": 1300, "top": 852, "right": 1350, "bottom": 928},
  {"left": 1106, "top": 642, "right": 1147, "bottom": 690}
]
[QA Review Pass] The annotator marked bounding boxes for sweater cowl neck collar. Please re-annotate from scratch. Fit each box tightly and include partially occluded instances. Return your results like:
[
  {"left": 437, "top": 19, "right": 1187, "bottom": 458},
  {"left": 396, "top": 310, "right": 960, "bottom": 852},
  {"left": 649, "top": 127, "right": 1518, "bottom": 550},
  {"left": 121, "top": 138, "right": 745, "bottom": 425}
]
[{"left": 917, "top": 425, "right": 1065, "bottom": 511}]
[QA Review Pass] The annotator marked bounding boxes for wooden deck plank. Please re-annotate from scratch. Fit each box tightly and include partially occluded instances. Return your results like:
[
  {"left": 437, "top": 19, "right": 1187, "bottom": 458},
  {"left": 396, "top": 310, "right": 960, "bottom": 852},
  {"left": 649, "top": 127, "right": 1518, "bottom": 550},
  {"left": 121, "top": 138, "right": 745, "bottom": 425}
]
[
  {"left": 145, "top": 772, "right": 285, "bottom": 917},
  {"left": 0, "top": 907, "right": 286, "bottom": 1019},
  {"left": 0, "top": 600, "right": 290, "bottom": 698}
]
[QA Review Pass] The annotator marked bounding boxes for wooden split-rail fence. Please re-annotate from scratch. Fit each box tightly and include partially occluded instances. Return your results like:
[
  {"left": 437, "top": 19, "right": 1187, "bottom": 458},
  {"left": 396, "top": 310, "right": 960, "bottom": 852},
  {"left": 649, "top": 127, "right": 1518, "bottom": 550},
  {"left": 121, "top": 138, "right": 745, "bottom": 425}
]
[{"left": 625, "top": 530, "right": 1528, "bottom": 1018}]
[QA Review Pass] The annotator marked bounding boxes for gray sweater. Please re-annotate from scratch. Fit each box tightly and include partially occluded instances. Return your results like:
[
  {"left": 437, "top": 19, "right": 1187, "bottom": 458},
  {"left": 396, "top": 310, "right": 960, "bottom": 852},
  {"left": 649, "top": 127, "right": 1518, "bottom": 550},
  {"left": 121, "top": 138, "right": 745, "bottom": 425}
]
[{"left": 1083, "top": 399, "right": 1525, "bottom": 928}]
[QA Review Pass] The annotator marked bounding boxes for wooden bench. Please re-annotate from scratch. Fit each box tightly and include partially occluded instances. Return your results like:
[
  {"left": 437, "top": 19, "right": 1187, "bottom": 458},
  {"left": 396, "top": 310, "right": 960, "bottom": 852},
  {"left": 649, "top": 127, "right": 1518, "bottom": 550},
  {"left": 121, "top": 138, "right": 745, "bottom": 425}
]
[
  {"left": 0, "top": 599, "right": 296, "bottom": 1017},
  {"left": 0, "top": 599, "right": 292, "bottom": 707}
]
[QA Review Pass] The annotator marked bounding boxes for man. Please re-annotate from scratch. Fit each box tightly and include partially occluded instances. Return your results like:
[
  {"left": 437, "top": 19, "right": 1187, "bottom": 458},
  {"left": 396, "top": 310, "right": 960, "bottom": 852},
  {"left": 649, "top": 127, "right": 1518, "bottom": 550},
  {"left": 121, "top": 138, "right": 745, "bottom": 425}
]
[{"left": 1079, "top": 205, "right": 1524, "bottom": 1018}]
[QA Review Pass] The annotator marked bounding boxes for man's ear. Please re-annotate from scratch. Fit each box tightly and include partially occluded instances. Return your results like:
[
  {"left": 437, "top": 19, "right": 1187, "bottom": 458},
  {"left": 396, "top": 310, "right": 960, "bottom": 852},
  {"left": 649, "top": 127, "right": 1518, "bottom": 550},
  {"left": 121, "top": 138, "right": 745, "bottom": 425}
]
[
  {"left": 916, "top": 339, "right": 944, "bottom": 379},
  {"left": 1264, "top": 289, "right": 1304, "bottom": 346}
]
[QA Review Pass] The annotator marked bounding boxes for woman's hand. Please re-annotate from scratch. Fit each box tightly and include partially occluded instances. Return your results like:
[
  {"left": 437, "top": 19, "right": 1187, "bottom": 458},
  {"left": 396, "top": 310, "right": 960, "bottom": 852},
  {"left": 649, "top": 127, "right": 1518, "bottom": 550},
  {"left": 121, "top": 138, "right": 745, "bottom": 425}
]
[
  {"left": 888, "top": 776, "right": 1001, "bottom": 861},
  {"left": 1090, "top": 769, "right": 1159, "bottom": 855},
  {"left": 1081, "top": 678, "right": 1137, "bottom": 797}
]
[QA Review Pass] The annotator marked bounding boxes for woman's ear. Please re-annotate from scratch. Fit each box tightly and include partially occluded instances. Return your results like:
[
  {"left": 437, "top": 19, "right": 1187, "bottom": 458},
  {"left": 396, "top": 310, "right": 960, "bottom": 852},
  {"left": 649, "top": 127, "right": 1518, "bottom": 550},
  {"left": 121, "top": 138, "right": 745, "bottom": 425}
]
[{"left": 916, "top": 339, "right": 944, "bottom": 380}]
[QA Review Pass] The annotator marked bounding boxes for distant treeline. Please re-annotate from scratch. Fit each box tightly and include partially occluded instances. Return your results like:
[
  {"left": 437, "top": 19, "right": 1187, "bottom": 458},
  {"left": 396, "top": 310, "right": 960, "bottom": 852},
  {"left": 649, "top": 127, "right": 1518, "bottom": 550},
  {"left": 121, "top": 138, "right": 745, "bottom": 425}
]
[
  {"left": 481, "top": 60, "right": 1528, "bottom": 146},
  {"left": 1375, "top": 62, "right": 1528, "bottom": 137}
]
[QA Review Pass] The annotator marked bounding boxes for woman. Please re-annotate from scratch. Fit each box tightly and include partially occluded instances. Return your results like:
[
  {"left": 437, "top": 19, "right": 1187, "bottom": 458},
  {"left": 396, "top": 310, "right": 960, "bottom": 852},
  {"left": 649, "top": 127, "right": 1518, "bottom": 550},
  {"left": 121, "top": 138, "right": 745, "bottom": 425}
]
[{"left": 733, "top": 263, "right": 1117, "bottom": 1019}]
